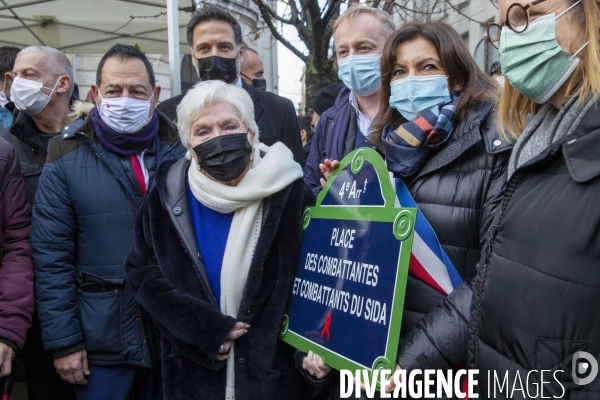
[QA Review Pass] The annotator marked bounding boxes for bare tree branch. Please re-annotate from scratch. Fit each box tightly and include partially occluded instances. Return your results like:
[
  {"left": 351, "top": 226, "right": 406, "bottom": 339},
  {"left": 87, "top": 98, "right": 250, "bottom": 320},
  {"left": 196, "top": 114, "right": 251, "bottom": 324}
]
[
  {"left": 426, "top": 0, "right": 440, "bottom": 19},
  {"left": 266, "top": 6, "right": 294, "bottom": 24},
  {"left": 383, "top": 0, "right": 394, "bottom": 13},
  {"left": 288, "top": 0, "right": 311, "bottom": 47},
  {"left": 322, "top": 0, "right": 344, "bottom": 26},
  {"left": 251, "top": 0, "right": 307, "bottom": 62},
  {"left": 442, "top": 0, "right": 488, "bottom": 24}
]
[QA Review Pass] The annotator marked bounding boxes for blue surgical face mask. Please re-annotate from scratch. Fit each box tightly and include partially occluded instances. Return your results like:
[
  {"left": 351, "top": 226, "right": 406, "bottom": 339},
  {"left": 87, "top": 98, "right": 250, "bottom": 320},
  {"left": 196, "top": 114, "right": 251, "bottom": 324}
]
[
  {"left": 337, "top": 54, "right": 382, "bottom": 96},
  {"left": 389, "top": 75, "right": 451, "bottom": 121}
]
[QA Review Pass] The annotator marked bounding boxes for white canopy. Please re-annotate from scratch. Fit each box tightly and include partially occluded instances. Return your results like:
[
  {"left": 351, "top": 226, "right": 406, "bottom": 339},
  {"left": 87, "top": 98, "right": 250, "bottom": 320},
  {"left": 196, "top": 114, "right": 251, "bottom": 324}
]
[{"left": 0, "top": 0, "right": 190, "bottom": 94}]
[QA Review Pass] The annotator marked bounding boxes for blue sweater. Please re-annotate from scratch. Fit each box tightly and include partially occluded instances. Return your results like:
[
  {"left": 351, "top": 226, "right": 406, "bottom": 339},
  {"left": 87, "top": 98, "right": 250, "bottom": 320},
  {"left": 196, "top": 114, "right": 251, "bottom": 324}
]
[{"left": 186, "top": 182, "right": 234, "bottom": 304}]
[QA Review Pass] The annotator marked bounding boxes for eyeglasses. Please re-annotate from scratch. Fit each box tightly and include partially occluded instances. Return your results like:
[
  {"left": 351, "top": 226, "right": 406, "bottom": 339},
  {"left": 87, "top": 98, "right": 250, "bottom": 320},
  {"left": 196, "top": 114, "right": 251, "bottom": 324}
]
[{"left": 487, "top": 0, "right": 547, "bottom": 49}]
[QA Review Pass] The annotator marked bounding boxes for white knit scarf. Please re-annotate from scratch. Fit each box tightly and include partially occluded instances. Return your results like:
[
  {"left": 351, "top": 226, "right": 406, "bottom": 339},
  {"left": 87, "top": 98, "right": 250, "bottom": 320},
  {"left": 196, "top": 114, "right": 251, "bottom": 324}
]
[{"left": 187, "top": 141, "right": 303, "bottom": 400}]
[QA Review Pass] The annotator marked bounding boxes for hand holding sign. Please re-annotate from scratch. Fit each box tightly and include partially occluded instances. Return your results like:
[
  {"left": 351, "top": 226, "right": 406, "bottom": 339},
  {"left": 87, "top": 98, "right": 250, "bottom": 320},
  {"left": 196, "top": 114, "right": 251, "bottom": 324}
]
[
  {"left": 319, "top": 159, "right": 340, "bottom": 187},
  {"left": 281, "top": 148, "right": 416, "bottom": 389},
  {"left": 302, "top": 351, "right": 332, "bottom": 379}
]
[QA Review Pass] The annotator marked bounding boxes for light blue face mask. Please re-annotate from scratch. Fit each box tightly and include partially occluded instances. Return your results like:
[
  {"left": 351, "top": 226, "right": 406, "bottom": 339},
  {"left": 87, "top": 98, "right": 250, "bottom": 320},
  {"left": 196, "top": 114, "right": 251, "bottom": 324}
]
[
  {"left": 337, "top": 54, "right": 382, "bottom": 96},
  {"left": 389, "top": 75, "right": 451, "bottom": 121},
  {"left": 499, "top": 1, "right": 588, "bottom": 104}
]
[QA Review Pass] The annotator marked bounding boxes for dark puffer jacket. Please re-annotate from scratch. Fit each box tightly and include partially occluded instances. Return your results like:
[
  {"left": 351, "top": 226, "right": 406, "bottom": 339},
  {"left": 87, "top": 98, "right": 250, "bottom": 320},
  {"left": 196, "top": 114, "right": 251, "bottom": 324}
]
[
  {"left": 398, "top": 98, "right": 600, "bottom": 398},
  {"left": 124, "top": 158, "right": 313, "bottom": 400},
  {"left": 379, "top": 101, "right": 513, "bottom": 334},
  {"left": 30, "top": 107, "right": 184, "bottom": 366},
  {"left": 299, "top": 101, "right": 513, "bottom": 399},
  {"left": 0, "top": 137, "right": 33, "bottom": 352}
]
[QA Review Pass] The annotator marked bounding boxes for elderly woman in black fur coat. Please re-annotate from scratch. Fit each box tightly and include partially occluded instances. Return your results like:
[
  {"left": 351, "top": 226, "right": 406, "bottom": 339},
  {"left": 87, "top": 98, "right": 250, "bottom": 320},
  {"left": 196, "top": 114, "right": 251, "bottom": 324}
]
[{"left": 124, "top": 80, "right": 313, "bottom": 400}]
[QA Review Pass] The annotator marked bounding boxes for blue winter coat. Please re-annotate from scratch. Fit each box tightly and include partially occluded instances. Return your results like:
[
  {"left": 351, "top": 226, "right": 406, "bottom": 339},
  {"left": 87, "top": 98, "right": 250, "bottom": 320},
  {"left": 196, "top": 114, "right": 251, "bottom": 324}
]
[
  {"left": 30, "top": 108, "right": 184, "bottom": 367},
  {"left": 304, "top": 86, "right": 373, "bottom": 195}
]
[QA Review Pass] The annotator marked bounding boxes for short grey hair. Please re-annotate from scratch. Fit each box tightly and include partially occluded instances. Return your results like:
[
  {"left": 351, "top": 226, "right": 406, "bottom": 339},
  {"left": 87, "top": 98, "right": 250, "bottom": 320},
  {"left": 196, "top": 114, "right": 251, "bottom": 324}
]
[
  {"left": 333, "top": 5, "right": 395, "bottom": 37},
  {"left": 19, "top": 46, "right": 74, "bottom": 96},
  {"left": 176, "top": 80, "right": 259, "bottom": 152}
]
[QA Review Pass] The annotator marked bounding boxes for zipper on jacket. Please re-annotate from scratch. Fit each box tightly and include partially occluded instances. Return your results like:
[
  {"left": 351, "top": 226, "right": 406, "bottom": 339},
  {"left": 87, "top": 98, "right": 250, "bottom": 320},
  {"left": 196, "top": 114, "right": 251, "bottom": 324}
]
[{"left": 472, "top": 171, "right": 523, "bottom": 366}]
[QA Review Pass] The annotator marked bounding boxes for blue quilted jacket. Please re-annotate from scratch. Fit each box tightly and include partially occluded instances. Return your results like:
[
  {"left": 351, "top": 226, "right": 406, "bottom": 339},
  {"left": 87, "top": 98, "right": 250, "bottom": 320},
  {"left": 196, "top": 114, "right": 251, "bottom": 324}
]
[{"left": 31, "top": 109, "right": 184, "bottom": 367}]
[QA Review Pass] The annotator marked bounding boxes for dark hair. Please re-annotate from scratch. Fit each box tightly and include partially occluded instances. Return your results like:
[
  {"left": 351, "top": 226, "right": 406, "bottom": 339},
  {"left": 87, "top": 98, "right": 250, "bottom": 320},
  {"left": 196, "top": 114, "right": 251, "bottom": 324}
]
[
  {"left": 0, "top": 46, "right": 20, "bottom": 75},
  {"left": 298, "top": 115, "right": 314, "bottom": 142},
  {"left": 298, "top": 115, "right": 312, "bottom": 132},
  {"left": 96, "top": 44, "right": 155, "bottom": 88},
  {"left": 371, "top": 21, "right": 498, "bottom": 144},
  {"left": 186, "top": 4, "right": 243, "bottom": 48}
]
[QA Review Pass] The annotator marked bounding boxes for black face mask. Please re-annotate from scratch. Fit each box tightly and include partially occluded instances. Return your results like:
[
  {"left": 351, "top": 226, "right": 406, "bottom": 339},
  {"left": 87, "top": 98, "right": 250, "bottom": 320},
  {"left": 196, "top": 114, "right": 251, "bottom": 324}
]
[
  {"left": 192, "top": 133, "right": 252, "bottom": 182},
  {"left": 196, "top": 55, "right": 238, "bottom": 84},
  {"left": 251, "top": 78, "right": 267, "bottom": 91}
]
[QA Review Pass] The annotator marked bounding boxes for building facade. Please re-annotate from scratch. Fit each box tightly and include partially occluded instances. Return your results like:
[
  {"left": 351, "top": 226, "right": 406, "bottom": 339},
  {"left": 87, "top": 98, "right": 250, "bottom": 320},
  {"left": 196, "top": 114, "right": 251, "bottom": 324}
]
[
  {"left": 392, "top": 0, "right": 499, "bottom": 74},
  {"left": 67, "top": 0, "right": 279, "bottom": 103}
]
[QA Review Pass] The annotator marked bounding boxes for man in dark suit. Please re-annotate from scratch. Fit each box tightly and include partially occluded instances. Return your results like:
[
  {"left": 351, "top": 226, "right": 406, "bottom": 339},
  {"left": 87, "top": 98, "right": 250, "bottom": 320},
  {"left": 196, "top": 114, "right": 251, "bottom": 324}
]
[{"left": 158, "top": 4, "right": 302, "bottom": 163}]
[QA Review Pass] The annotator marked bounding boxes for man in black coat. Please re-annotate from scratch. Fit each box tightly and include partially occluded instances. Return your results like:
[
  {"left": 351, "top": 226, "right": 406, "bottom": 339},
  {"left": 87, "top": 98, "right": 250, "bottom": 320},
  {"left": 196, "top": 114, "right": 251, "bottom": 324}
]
[{"left": 157, "top": 4, "right": 303, "bottom": 164}]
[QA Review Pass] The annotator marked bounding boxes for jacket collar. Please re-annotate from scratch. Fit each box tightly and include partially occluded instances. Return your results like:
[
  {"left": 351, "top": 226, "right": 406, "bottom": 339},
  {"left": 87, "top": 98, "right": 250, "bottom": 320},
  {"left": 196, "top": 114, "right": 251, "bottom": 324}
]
[
  {"left": 9, "top": 111, "right": 45, "bottom": 151},
  {"left": 69, "top": 107, "right": 181, "bottom": 207},
  {"left": 9, "top": 95, "right": 83, "bottom": 150},
  {"left": 332, "top": 86, "right": 352, "bottom": 115},
  {"left": 412, "top": 101, "right": 513, "bottom": 181},
  {"left": 562, "top": 98, "right": 600, "bottom": 183},
  {"left": 160, "top": 157, "right": 216, "bottom": 303}
]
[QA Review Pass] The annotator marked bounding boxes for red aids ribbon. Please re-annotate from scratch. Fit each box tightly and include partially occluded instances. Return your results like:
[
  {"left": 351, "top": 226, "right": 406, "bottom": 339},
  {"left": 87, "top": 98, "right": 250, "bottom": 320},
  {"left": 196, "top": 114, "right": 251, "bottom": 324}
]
[{"left": 321, "top": 314, "right": 332, "bottom": 341}]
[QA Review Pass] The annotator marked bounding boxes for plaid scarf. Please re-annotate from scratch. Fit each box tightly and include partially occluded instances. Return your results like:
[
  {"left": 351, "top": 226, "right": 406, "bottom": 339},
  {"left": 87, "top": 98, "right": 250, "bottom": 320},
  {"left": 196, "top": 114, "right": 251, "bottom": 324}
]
[{"left": 382, "top": 93, "right": 461, "bottom": 178}]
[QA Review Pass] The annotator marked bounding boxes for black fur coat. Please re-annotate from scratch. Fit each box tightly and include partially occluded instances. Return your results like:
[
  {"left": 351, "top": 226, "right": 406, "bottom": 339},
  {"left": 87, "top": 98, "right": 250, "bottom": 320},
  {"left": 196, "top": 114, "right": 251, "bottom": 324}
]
[{"left": 125, "top": 158, "right": 313, "bottom": 400}]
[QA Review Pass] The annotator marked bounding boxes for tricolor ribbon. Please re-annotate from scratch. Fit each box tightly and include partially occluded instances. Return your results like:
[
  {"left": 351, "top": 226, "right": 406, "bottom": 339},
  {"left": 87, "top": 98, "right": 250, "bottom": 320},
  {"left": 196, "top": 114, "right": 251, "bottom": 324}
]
[{"left": 395, "top": 178, "right": 462, "bottom": 295}]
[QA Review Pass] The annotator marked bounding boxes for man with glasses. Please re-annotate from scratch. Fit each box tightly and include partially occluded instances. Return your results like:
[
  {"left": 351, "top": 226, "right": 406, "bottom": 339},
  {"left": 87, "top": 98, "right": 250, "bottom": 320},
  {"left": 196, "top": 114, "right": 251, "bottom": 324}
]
[{"left": 30, "top": 44, "right": 184, "bottom": 400}]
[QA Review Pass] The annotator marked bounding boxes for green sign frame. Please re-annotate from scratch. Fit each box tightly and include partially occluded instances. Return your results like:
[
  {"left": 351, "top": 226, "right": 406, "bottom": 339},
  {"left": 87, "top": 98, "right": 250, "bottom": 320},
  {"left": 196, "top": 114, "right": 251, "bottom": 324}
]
[{"left": 280, "top": 148, "right": 416, "bottom": 381}]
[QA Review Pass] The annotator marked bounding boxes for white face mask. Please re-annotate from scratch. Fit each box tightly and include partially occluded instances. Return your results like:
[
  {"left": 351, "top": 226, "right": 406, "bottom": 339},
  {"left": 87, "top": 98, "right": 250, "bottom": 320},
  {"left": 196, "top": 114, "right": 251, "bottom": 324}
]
[
  {"left": 0, "top": 76, "right": 8, "bottom": 108},
  {"left": 98, "top": 93, "right": 153, "bottom": 134},
  {"left": 10, "top": 76, "right": 61, "bottom": 116}
]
